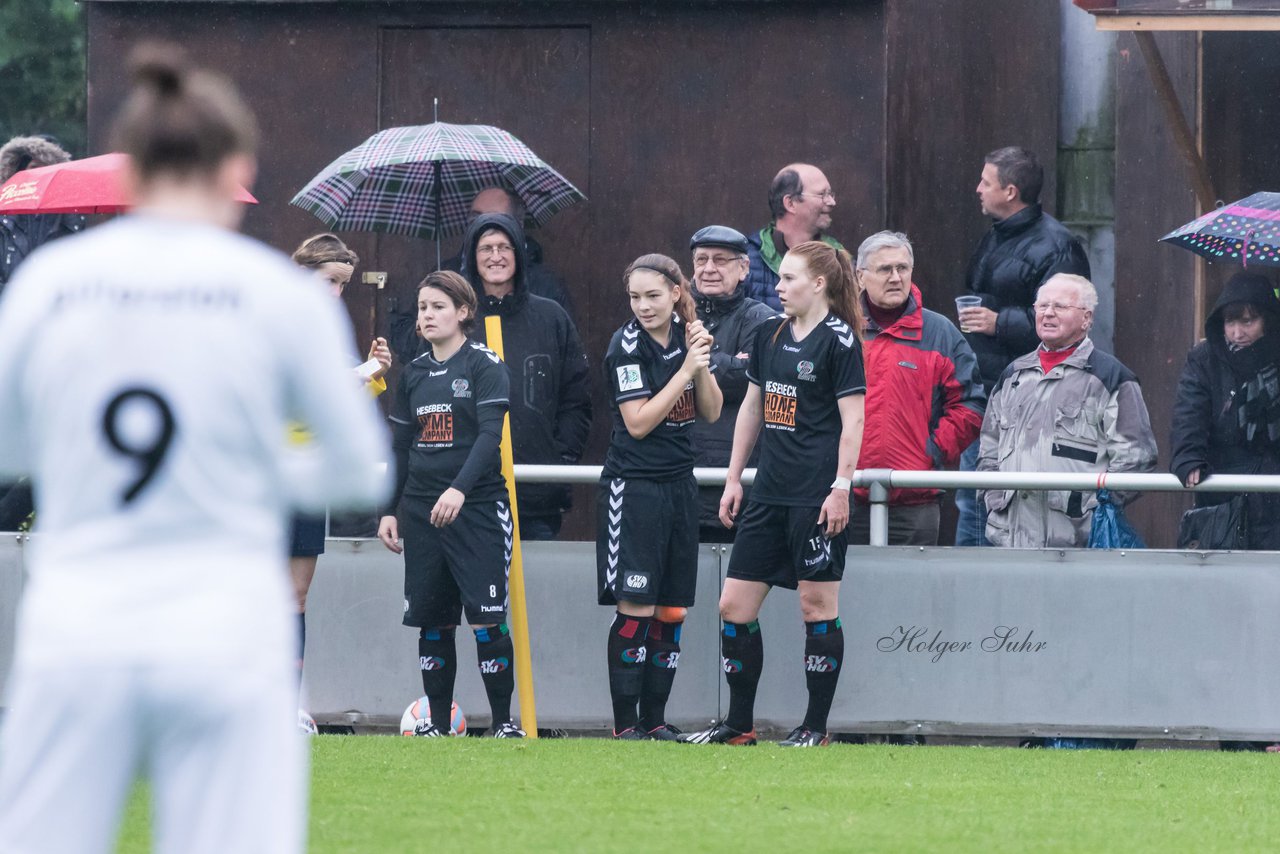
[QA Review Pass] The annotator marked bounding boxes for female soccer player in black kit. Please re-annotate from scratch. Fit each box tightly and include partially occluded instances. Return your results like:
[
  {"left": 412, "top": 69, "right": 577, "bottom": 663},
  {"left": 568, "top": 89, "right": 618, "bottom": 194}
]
[
  {"left": 683, "top": 241, "right": 865, "bottom": 747},
  {"left": 600, "top": 254, "right": 722, "bottom": 740},
  {"left": 377, "top": 271, "right": 524, "bottom": 738}
]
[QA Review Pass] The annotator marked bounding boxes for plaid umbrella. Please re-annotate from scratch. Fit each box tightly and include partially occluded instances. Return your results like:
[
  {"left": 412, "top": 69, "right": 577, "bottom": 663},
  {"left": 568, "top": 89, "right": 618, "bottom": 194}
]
[
  {"left": 290, "top": 123, "right": 586, "bottom": 241},
  {"left": 1160, "top": 191, "right": 1280, "bottom": 269}
]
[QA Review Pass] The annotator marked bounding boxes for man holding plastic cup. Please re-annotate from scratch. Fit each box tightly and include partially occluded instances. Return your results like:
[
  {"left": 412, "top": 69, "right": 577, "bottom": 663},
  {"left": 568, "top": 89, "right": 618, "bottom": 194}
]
[{"left": 954, "top": 147, "right": 1090, "bottom": 545}]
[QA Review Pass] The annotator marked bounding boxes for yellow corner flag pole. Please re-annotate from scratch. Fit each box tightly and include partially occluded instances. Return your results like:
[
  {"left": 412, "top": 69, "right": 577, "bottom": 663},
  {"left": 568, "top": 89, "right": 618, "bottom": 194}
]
[{"left": 484, "top": 315, "right": 538, "bottom": 738}]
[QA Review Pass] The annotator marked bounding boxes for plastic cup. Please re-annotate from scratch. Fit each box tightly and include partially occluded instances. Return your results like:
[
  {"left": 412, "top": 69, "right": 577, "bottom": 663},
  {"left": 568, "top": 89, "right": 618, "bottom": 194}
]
[{"left": 955, "top": 295, "right": 982, "bottom": 332}]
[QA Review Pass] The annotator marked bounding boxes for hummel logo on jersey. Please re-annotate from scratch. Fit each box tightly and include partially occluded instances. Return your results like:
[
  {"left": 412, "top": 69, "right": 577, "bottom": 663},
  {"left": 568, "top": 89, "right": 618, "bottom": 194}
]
[
  {"left": 625, "top": 573, "right": 649, "bottom": 590},
  {"left": 805, "top": 655, "right": 838, "bottom": 673},
  {"left": 782, "top": 344, "right": 801, "bottom": 353},
  {"left": 621, "top": 647, "right": 647, "bottom": 664},
  {"left": 470, "top": 342, "right": 501, "bottom": 364},
  {"left": 605, "top": 480, "right": 623, "bottom": 586},
  {"left": 825, "top": 316, "right": 856, "bottom": 348},
  {"left": 420, "top": 656, "right": 446, "bottom": 671},
  {"left": 621, "top": 325, "right": 640, "bottom": 354},
  {"left": 429, "top": 369, "right": 448, "bottom": 377},
  {"left": 661, "top": 347, "right": 683, "bottom": 361},
  {"left": 480, "top": 657, "right": 510, "bottom": 674},
  {"left": 617, "top": 364, "right": 643, "bottom": 392}
]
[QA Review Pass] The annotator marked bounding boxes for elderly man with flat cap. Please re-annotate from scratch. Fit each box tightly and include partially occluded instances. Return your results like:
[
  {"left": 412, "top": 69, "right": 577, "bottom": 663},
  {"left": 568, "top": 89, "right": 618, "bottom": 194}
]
[{"left": 688, "top": 225, "right": 777, "bottom": 542}]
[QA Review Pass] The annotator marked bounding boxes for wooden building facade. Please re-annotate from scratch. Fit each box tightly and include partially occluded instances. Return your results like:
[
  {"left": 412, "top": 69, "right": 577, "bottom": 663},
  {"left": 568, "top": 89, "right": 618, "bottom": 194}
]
[{"left": 84, "top": 0, "right": 1066, "bottom": 540}]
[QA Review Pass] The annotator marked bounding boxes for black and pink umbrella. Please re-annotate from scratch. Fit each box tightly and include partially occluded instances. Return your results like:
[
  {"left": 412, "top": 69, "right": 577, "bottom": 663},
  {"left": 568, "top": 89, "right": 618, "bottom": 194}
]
[{"left": 1161, "top": 191, "right": 1280, "bottom": 269}]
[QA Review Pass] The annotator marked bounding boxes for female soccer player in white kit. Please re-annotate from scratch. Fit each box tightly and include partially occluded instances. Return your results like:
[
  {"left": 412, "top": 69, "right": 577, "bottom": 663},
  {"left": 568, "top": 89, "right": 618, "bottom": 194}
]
[{"left": 0, "top": 46, "right": 389, "bottom": 854}]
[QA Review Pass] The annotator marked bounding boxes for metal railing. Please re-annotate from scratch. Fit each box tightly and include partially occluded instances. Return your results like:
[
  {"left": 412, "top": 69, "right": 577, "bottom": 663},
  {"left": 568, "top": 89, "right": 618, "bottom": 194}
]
[{"left": 514, "top": 465, "right": 1278, "bottom": 546}]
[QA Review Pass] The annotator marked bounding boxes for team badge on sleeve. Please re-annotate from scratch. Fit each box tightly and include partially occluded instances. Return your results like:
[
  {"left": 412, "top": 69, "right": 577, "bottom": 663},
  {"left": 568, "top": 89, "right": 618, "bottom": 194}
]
[{"left": 617, "top": 364, "right": 643, "bottom": 392}]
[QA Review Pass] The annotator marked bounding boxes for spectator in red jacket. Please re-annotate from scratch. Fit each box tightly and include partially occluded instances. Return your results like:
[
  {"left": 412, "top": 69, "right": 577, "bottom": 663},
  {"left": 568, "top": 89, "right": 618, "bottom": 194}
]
[{"left": 848, "top": 231, "right": 986, "bottom": 545}]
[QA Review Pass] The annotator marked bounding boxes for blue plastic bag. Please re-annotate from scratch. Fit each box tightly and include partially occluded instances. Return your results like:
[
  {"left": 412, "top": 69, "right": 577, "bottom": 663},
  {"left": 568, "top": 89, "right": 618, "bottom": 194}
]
[{"left": 1088, "top": 488, "right": 1146, "bottom": 549}]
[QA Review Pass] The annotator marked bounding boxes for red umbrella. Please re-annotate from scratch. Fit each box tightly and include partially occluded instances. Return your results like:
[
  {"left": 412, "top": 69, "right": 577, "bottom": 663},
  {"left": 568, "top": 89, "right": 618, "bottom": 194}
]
[{"left": 0, "top": 152, "right": 257, "bottom": 215}]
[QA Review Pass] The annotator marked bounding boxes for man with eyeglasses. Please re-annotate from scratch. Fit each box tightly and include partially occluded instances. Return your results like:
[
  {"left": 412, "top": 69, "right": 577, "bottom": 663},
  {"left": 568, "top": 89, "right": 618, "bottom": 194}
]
[
  {"left": 687, "top": 225, "right": 776, "bottom": 542},
  {"left": 743, "top": 163, "right": 845, "bottom": 312},
  {"left": 849, "top": 231, "right": 985, "bottom": 546},
  {"left": 954, "top": 146, "right": 1091, "bottom": 546},
  {"left": 975, "top": 274, "right": 1155, "bottom": 548},
  {"left": 451, "top": 212, "right": 592, "bottom": 540}
]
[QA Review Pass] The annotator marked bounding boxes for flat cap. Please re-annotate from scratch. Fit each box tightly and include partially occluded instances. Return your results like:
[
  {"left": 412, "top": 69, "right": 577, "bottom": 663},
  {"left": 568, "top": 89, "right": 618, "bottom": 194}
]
[{"left": 690, "top": 225, "right": 749, "bottom": 254}]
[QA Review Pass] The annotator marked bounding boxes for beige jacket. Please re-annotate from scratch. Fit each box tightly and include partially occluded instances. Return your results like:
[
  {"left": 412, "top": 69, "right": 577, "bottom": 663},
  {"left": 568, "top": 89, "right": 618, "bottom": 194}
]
[{"left": 977, "top": 337, "right": 1157, "bottom": 547}]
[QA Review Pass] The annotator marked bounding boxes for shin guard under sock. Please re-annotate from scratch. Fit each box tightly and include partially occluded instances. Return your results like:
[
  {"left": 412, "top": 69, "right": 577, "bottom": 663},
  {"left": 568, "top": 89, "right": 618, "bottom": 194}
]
[
  {"left": 722, "top": 620, "right": 763, "bottom": 733},
  {"left": 418, "top": 626, "right": 458, "bottom": 729},
  {"left": 606, "top": 613, "right": 651, "bottom": 732},
  {"left": 638, "top": 619, "right": 682, "bottom": 729},
  {"left": 802, "top": 618, "right": 844, "bottom": 733},
  {"left": 474, "top": 624, "right": 516, "bottom": 725}
]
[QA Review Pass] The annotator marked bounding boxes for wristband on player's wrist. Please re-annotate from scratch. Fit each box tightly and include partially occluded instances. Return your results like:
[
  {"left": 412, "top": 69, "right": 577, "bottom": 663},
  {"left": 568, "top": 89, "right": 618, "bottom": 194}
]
[{"left": 830, "top": 476, "right": 852, "bottom": 491}]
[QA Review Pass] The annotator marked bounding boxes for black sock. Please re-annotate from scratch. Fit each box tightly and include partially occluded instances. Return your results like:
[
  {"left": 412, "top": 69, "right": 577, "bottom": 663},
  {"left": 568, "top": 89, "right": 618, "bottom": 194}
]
[
  {"left": 474, "top": 624, "right": 515, "bottom": 726},
  {"left": 418, "top": 626, "right": 458, "bottom": 730},
  {"left": 638, "top": 619, "right": 682, "bottom": 730},
  {"left": 722, "top": 620, "right": 763, "bottom": 733},
  {"left": 606, "top": 612, "right": 651, "bottom": 732},
  {"left": 802, "top": 618, "right": 844, "bottom": 733}
]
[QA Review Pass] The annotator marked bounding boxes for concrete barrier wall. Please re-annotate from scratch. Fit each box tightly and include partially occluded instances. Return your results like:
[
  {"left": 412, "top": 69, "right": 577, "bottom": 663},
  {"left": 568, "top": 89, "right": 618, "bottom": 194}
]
[
  {"left": 5, "top": 539, "right": 1280, "bottom": 739},
  {"left": 0, "top": 536, "right": 23, "bottom": 700}
]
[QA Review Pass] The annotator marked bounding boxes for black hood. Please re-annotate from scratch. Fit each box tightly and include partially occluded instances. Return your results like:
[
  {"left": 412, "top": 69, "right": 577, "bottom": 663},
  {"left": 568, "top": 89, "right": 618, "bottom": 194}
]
[
  {"left": 460, "top": 212, "right": 529, "bottom": 317},
  {"left": 1205, "top": 271, "right": 1280, "bottom": 346}
]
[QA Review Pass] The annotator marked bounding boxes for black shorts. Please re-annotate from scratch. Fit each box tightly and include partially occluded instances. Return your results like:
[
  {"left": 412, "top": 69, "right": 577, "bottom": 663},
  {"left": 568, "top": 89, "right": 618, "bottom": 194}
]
[
  {"left": 726, "top": 501, "right": 847, "bottom": 589},
  {"left": 400, "top": 496, "right": 513, "bottom": 627},
  {"left": 596, "top": 475, "right": 698, "bottom": 607},
  {"left": 289, "top": 513, "right": 326, "bottom": 558}
]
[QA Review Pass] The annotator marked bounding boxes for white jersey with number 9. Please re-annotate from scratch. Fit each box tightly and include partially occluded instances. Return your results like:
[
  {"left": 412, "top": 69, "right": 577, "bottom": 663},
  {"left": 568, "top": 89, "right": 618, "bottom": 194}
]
[{"left": 0, "top": 215, "right": 390, "bottom": 666}]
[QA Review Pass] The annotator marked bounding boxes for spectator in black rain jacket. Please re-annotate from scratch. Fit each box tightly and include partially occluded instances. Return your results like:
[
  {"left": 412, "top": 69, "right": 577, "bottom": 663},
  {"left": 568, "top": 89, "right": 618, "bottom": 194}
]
[{"left": 457, "top": 212, "right": 592, "bottom": 539}]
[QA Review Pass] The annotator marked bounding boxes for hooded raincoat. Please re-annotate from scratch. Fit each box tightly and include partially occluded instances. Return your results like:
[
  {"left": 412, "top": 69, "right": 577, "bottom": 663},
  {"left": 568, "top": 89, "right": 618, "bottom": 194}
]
[{"left": 1170, "top": 272, "right": 1280, "bottom": 548}]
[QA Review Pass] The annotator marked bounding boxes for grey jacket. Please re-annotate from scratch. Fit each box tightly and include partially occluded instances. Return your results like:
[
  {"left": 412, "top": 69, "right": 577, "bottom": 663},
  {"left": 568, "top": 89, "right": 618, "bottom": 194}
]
[{"left": 976, "top": 337, "right": 1157, "bottom": 547}]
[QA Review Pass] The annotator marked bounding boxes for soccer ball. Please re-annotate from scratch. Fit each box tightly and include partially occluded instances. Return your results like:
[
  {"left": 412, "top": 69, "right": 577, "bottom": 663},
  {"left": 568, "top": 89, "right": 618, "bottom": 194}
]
[{"left": 400, "top": 696, "right": 466, "bottom": 736}]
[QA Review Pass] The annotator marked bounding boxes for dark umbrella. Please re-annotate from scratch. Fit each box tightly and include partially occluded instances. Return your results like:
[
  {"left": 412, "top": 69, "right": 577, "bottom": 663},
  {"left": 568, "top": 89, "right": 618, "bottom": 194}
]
[
  {"left": 1160, "top": 191, "right": 1280, "bottom": 269},
  {"left": 290, "top": 122, "right": 586, "bottom": 268}
]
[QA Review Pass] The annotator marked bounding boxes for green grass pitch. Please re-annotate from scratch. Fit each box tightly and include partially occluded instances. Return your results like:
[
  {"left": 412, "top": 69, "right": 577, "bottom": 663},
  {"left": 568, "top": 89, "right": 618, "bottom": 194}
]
[{"left": 116, "top": 736, "right": 1280, "bottom": 852}]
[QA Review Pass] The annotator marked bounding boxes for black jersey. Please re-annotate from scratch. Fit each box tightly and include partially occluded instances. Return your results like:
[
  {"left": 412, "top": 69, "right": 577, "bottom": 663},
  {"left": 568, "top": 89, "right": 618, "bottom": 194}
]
[
  {"left": 602, "top": 317, "right": 703, "bottom": 481},
  {"left": 391, "top": 339, "right": 510, "bottom": 503},
  {"left": 747, "top": 313, "right": 866, "bottom": 505}
]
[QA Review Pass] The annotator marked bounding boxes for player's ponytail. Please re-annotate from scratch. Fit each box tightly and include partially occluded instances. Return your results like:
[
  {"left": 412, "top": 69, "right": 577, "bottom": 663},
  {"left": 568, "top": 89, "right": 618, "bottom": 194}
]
[
  {"left": 110, "top": 42, "right": 258, "bottom": 182},
  {"left": 788, "top": 241, "right": 864, "bottom": 341},
  {"left": 623, "top": 253, "right": 696, "bottom": 328}
]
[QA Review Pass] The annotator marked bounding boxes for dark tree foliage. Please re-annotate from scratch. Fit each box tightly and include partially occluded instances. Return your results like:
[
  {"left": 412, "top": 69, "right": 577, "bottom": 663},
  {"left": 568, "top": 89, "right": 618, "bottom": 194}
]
[{"left": 0, "top": 0, "right": 86, "bottom": 157}]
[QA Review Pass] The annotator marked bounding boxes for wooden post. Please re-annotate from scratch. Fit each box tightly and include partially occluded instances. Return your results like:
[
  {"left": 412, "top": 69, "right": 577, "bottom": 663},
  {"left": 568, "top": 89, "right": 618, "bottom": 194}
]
[
  {"left": 484, "top": 314, "right": 538, "bottom": 738},
  {"left": 1133, "top": 31, "right": 1217, "bottom": 213}
]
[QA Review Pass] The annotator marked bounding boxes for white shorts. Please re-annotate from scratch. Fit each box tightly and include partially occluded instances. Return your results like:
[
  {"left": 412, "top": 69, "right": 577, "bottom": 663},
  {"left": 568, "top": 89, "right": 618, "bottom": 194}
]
[{"left": 0, "top": 656, "right": 305, "bottom": 854}]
